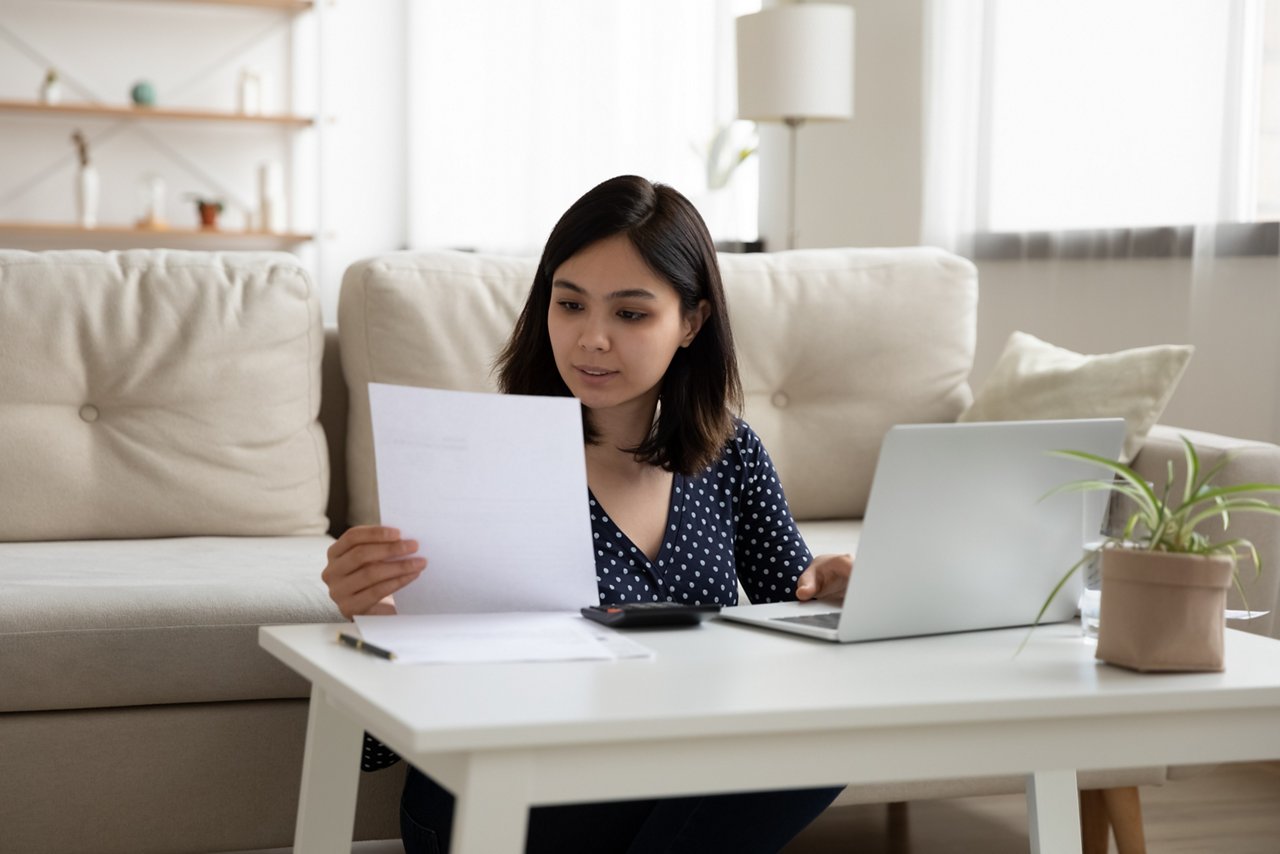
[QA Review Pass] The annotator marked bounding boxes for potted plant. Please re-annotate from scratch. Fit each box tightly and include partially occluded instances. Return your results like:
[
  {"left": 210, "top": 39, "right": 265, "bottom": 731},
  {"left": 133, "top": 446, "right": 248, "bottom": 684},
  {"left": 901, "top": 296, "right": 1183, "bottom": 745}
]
[
  {"left": 1032, "top": 437, "right": 1280, "bottom": 671},
  {"left": 186, "top": 195, "right": 224, "bottom": 230}
]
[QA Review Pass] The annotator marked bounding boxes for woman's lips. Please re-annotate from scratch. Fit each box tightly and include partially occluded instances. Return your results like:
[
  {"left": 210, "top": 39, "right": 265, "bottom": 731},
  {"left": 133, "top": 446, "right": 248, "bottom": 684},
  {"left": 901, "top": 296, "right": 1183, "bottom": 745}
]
[{"left": 574, "top": 366, "right": 617, "bottom": 383}]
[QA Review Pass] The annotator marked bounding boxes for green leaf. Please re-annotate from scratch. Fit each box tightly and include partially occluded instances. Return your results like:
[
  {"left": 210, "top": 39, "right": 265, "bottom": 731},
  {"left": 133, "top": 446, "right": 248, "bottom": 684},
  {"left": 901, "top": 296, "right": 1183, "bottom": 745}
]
[
  {"left": 1180, "top": 436, "right": 1200, "bottom": 506},
  {"left": 1049, "top": 450, "right": 1161, "bottom": 511},
  {"left": 1190, "top": 453, "right": 1234, "bottom": 502},
  {"left": 1186, "top": 501, "right": 1280, "bottom": 531},
  {"left": 1016, "top": 547, "right": 1096, "bottom": 656}
]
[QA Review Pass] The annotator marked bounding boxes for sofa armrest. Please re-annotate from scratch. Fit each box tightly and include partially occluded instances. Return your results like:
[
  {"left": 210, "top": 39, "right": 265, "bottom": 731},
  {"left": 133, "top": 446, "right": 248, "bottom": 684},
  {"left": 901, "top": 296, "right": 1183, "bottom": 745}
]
[{"left": 1131, "top": 425, "right": 1280, "bottom": 639}]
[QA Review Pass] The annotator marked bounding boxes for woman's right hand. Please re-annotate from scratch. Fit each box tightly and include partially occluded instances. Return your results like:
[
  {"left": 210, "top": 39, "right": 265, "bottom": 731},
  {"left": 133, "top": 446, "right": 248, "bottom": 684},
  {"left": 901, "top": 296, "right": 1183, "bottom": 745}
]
[{"left": 322, "top": 526, "right": 426, "bottom": 619}]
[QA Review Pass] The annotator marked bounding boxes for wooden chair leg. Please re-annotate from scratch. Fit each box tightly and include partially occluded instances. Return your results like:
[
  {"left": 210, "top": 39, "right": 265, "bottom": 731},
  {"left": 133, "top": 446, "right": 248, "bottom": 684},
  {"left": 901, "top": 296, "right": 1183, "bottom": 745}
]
[
  {"left": 1101, "top": 786, "right": 1147, "bottom": 854},
  {"left": 886, "top": 801, "right": 909, "bottom": 854},
  {"left": 1080, "top": 789, "right": 1111, "bottom": 854}
]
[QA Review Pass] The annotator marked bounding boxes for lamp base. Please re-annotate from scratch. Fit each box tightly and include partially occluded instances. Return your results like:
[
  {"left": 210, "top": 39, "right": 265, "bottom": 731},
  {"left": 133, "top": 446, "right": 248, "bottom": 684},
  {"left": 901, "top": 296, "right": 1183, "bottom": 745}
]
[
  {"left": 784, "top": 116, "right": 804, "bottom": 250},
  {"left": 714, "top": 239, "right": 766, "bottom": 254}
]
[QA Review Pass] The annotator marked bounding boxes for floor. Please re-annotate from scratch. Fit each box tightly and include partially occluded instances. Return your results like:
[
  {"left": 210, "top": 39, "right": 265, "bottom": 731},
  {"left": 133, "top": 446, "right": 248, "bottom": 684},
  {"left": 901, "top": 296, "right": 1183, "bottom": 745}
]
[
  {"left": 236, "top": 761, "right": 1280, "bottom": 853},
  {"left": 784, "top": 760, "right": 1280, "bottom": 854}
]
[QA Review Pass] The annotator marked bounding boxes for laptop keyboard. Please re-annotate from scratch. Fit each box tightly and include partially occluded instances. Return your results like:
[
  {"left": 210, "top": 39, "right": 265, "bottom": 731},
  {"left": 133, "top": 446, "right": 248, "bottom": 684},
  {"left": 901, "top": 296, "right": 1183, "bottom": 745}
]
[{"left": 774, "top": 612, "right": 841, "bottom": 629}]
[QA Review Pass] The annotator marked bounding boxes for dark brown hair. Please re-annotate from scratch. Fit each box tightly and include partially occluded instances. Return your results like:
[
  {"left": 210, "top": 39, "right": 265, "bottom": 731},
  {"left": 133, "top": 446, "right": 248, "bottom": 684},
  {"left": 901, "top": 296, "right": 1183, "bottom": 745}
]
[{"left": 496, "top": 175, "right": 742, "bottom": 475}]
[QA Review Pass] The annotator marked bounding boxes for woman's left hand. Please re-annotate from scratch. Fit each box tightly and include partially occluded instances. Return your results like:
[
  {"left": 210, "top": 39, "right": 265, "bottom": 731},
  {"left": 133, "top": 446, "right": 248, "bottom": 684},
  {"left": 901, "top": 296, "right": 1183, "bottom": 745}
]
[{"left": 795, "top": 553, "right": 854, "bottom": 602}]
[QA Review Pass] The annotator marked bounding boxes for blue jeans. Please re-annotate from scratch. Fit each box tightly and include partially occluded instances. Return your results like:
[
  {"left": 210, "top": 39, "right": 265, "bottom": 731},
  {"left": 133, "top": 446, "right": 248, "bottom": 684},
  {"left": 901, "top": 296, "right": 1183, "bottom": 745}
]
[{"left": 400, "top": 767, "right": 842, "bottom": 854}]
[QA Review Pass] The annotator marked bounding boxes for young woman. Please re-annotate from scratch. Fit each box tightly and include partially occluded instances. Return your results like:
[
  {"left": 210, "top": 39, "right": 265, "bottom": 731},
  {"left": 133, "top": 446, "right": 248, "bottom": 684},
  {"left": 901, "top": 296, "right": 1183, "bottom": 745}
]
[{"left": 322, "top": 175, "right": 852, "bottom": 853}]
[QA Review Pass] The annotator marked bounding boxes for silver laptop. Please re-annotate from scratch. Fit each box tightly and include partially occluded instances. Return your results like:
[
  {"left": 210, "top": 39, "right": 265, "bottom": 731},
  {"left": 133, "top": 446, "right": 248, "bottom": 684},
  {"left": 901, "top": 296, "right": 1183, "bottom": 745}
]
[{"left": 718, "top": 418, "right": 1126, "bottom": 642}]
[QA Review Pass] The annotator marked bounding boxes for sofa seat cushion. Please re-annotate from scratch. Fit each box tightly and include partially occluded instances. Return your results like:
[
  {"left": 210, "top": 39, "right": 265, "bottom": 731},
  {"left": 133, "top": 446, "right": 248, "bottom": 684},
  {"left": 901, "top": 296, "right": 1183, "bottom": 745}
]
[
  {"left": 795, "top": 519, "right": 862, "bottom": 558},
  {"left": 0, "top": 536, "right": 341, "bottom": 712},
  {"left": 0, "top": 249, "right": 329, "bottom": 540}
]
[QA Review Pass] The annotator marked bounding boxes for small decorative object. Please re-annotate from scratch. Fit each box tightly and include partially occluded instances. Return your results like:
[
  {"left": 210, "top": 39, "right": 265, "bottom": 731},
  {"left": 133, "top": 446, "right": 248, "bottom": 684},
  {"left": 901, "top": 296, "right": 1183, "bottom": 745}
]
[
  {"left": 1030, "top": 437, "right": 1280, "bottom": 671},
  {"left": 238, "top": 68, "right": 262, "bottom": 116},
  {"left": 135, "top": 174, "right": 168, "bottom": 230},
  {"left": 39, "top": 68, "right": 62, "bottom": 105},
  {"left": 186, "top": 194, "right": 224, "bottom": 230},
  {"left": 702, "top": 120, "right": 758, "bottom": 191},
  {"left": 130, "top": 80, "right": 156, "bottom": 107},
  {"left": 71, "top": 130, "right": 98, "bottom": 229},
  {"left": 257, "top": 161, "right": 284, "bottom": 232}
]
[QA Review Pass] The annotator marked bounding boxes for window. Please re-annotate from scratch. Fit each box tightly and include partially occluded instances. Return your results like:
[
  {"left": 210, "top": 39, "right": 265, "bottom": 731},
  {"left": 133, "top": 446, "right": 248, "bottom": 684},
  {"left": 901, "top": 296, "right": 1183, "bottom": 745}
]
[
  {"left": 1260, "top": 0, "right": 1280, "bottom": 219},
  {"left": 978, "top": 0, "right": 1276, "bottom": 232},
  {"left": 406, "top": 0, "right": 760, "bottom": 255}
]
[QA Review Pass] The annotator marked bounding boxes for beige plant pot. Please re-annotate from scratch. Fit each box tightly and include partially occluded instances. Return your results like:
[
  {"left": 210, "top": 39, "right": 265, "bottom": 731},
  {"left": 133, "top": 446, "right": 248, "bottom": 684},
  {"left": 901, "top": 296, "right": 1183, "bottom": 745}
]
[{"left": 1095, "top": 548, "right": 1233, "bottom": 672}]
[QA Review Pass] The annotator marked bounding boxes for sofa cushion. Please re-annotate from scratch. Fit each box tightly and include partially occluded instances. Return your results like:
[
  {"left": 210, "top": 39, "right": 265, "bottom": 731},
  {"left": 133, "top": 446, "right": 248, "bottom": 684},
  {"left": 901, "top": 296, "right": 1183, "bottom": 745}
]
[
  {"left": 720, "top": 248, "right": 976, "bottom": 519},
  {"left": 960, "top": 330, "right": 1194, "bottom": 462},
  {"left": 0, "top": 536, "right": 340, "bottom": 712},
  {"left": 338, "top": 251, "right": 541, "bottom": 529},
  {"left": 0, "top": 250, "right": 329, "bottom": 540},
  {"left": 339, "top": 248, "right": 977, "bottom": 526}
]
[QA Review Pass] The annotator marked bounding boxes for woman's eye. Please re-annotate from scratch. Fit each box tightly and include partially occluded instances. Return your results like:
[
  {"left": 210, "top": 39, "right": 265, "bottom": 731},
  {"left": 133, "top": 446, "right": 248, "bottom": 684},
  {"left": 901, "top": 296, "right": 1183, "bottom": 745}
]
[
  {"left": 618, "top": 310, "right": 647, "bottom": 321},
  {"left": 557, "top": 300, "right": 583, "bottom": 312}
]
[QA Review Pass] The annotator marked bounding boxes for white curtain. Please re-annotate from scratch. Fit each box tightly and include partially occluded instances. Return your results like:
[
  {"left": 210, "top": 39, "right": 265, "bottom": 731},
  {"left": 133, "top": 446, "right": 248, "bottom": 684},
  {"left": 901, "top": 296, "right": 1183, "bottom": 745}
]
[
  {"left": 923, "top": 0, "right": 1271, "bottom": 254},
  {"left": 406, "top": 0, "right": 760, "bottom": 255}
]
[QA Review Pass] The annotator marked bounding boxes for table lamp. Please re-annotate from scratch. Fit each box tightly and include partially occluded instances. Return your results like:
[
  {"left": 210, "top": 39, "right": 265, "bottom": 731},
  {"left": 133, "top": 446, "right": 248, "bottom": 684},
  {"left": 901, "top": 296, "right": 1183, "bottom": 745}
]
[{"left": 736, "top": 3, "right": 854, "bottom": 249}]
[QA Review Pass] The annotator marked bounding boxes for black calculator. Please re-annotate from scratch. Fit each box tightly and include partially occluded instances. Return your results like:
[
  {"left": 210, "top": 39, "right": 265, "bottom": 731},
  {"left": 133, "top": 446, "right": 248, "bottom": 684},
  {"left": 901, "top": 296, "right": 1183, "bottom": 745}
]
[{"left": 580, "top": 602, "right": 721, "bottom": 628}]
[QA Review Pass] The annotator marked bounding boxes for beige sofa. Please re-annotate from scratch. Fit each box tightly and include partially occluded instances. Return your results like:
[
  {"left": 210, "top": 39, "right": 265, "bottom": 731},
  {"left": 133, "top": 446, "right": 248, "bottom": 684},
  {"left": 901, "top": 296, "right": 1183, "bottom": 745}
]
[
  {"left": 0, "top": 250, "right": 402, "bottom": 854},
  {"left": 2, "top": 247, "right": 1278, "bottom": 854}
]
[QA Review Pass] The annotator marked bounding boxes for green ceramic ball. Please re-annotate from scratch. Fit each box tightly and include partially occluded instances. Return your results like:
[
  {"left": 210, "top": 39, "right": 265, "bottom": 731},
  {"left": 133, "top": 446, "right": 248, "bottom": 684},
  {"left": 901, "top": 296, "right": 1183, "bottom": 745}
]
[{"left": 130, "top": 81, "right": 156, "bottom": 107}]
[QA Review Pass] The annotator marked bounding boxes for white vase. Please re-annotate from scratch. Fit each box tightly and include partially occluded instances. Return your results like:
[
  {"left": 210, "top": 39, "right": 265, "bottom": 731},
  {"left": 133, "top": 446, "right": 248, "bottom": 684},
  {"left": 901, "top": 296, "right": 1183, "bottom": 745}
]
[
  {"left": 76, "top": 165, "right": 99, "bottom": 229},
  {"left": 257, "top": 161, "right": 285, "bottom": 232},
  {"left": 238, "top": 68, "right": 262, "bottom": 116},
  {"left": 40, "top": 79, "right": 63, "bottom": 105}
]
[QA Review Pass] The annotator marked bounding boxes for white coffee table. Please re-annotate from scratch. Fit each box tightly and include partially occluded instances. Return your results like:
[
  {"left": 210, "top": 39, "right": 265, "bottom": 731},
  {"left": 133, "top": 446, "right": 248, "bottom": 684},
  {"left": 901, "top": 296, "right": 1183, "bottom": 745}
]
[{"left": 260, "top": 620, "right": 1280, "bottom": 854}]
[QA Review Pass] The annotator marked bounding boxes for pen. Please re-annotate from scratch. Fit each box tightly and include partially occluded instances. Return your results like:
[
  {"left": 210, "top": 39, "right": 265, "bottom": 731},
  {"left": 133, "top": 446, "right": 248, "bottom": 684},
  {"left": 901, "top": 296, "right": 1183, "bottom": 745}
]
[{"left": 336, "top": 632, "right": 396, "bottom": 661}]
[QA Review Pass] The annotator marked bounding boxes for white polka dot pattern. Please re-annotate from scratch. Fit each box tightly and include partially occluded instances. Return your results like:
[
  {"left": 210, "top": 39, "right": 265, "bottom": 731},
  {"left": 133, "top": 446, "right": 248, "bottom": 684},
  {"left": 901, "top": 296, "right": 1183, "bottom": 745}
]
[
  {"left": 590, "top": 420, "right": 812, "bottom": 607},
  {"left": 361, "top": 734, "right": 401, "bottom": 772}
]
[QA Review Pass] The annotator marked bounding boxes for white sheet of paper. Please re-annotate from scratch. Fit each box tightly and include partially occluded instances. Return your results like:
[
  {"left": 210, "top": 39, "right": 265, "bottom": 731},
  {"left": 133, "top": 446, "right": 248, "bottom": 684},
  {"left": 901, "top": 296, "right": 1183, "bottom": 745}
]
[
  {"left": 1226, "top": 609, "right": 1271, "bottom": 621},
  {"left": 354, "top": 612, "right": 653, "bottom": 664},
  {"left": 369, "top": 383, "right": 599, "bottom": 615}
]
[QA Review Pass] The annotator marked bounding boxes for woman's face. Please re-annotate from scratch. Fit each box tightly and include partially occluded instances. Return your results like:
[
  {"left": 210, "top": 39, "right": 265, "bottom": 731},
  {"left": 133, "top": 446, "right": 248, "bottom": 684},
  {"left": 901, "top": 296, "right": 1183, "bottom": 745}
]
[{"left": 548, "top": 234, "right": 708, "bottom": 420}]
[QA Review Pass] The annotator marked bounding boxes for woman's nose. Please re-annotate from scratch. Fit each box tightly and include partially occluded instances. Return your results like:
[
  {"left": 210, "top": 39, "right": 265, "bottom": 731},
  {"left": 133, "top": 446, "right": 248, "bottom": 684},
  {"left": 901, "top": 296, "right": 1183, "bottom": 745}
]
[{"left": 578, "top": 319, "right": 609, "bottom": 351}]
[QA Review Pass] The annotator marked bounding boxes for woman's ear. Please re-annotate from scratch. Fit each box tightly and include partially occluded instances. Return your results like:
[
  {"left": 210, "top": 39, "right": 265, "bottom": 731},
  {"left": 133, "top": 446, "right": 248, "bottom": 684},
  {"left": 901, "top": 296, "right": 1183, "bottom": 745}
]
[{"left": 681, "top": 300, "right": 712, "bottom": 347}]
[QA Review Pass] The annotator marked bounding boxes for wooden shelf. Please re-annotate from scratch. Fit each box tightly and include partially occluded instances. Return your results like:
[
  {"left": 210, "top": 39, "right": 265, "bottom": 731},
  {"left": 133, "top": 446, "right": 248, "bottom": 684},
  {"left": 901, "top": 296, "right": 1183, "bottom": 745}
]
[
  {"left": 0, "top": 99, "right": 314, "bottom": 127},
  {"left": 0, "top": 221, "right": 313, "bottom": 248},
  {"left": 106, "top": 0, "right": 314, "bottom": 11}
]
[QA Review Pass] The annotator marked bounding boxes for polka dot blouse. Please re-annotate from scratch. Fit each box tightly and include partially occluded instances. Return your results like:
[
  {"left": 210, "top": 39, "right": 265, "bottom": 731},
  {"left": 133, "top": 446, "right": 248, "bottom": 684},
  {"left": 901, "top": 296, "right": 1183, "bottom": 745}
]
[
  {"left": 360, "top": 419, "right": 812, "bottom": 771},
  {"left": 591, "top": 419, "right": 811, "bottom": 607}
]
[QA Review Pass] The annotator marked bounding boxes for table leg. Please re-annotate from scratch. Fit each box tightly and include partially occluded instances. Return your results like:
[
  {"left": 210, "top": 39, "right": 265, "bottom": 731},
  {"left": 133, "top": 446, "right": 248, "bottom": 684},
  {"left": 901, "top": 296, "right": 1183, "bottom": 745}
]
[
  {"left": 1026, "top": 769, "right": 1083, "bottom": 854},
  {"left": 293, "top": 684, "right": 363, "bottom": 854},
  {"left": 450, "top": 751, "right": 532, "bottom": 854}
]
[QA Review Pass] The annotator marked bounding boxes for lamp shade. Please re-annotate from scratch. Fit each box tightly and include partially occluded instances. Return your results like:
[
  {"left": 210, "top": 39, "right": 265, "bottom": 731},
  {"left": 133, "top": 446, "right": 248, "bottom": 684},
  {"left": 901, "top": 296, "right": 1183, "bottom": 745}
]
[{"left": 736, "top": 4, "right": 855, "bottom": 123}]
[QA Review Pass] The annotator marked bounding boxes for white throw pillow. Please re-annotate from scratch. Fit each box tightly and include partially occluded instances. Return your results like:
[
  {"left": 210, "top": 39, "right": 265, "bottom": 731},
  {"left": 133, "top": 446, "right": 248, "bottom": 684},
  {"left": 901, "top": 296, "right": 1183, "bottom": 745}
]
[{"left": 959, "top": 331, "right": 1193, "bottom": 462}]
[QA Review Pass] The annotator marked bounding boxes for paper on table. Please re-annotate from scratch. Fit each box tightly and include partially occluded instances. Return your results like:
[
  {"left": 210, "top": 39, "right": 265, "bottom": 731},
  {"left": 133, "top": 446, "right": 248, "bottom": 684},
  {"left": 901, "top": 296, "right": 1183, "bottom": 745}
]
[
  {"left": 1226, "top": 610, "right": 1271, "bottom": 620},
  {"left": 354, "top": 612, "right": 654, "bottom": 664},
  {"left": 369, "top": 383, "right": 599, "bottom": 615}
]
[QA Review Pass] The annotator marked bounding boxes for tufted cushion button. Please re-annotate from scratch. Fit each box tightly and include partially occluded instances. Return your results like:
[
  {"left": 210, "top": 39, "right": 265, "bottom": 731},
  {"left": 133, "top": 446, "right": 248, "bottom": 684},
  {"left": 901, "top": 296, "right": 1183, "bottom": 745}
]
[
  {"left": 771, "top": 392, "right": 789, "bottom": 409},
  {"left": 78, "top": 404, "right": 99, "bottom": 423}
]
